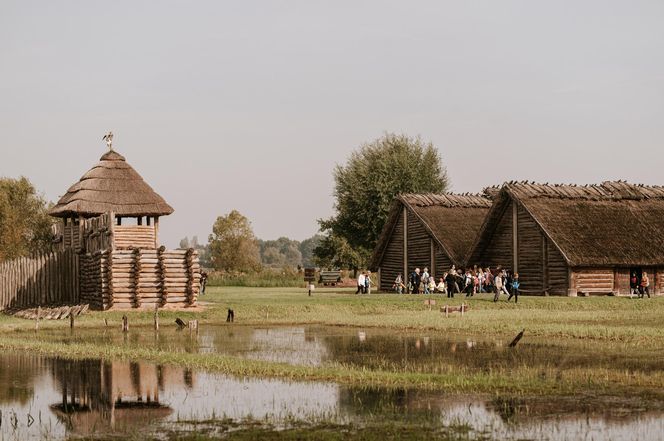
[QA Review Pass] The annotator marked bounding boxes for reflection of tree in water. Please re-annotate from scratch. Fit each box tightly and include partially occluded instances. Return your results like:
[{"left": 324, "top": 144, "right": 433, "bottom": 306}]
[
  {"left": 0, "top": 353, "right": 44, "bottom": 406},
  {"left": 48, "top": 358, "right": 196, "bottom": 435}
]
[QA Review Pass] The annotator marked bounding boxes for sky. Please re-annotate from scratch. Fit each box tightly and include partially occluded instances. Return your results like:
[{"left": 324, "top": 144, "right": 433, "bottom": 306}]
[{"left": 1, "top": 1, "right": 663, "bottom": 248}]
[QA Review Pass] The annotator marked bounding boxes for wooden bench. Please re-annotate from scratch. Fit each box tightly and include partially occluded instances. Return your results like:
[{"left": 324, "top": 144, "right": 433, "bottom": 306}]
[
  {"left": 440, "top": 303, "right": 469, "bottom": 317},
  {"left": 319, "top": 270, "right": 342, "bottom": 286}
]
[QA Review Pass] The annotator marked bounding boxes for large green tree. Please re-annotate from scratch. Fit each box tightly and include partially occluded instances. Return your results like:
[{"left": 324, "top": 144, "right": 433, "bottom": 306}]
[
  {"left": 316, "top": 133, "right": 448, "bottom": 268},
  {"left": 0, "top": 177, "right": 53, "bottom": 261},
  {"left": 208, "top": 210, "right": 261, "bottom": 272}
]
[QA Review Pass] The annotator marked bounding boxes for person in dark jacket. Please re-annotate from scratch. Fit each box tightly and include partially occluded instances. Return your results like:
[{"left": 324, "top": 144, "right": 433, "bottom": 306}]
[
  {"left": 445, "top": 270, "right": 456, "bottom": 298},
  {"left": 409, "top": 268, "right": 421, "bottom": 294}
]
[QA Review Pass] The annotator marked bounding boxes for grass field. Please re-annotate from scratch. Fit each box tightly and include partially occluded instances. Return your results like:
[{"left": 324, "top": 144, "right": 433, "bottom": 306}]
[{"left": 0, "top": 287, "right": 663, "bottom": 401}]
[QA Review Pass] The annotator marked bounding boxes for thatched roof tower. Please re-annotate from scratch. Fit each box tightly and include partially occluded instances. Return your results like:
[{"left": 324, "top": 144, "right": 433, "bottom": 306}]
[{"left": 49, "top": 150, "right": 173, "bottom": 219}]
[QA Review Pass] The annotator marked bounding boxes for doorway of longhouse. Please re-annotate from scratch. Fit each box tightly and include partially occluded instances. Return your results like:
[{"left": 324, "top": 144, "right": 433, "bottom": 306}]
[{"left": 629, "top": 267, "right": 642, "bottom": 295}]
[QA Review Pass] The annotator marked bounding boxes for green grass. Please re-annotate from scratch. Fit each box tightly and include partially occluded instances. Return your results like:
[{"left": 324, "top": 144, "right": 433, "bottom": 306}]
[{"left": 1, "top": 287, "right": 664, "bottom": 400}]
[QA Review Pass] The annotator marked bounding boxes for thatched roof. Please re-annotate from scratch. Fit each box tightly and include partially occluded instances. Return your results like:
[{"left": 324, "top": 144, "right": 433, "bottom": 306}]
[
  {"left": 370, "top": 193, "right": 492, "bottom": 269},
  {"left": 468, "top": 181, "right": 664, "bottom": 267},
  {"left": 49, "top": 150, "right": 174, "bottom": 218}
]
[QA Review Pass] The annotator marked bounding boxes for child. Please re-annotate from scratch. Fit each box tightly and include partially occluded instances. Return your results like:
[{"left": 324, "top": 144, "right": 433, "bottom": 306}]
[{"left": 508, "top": 273, "right": 520, "bottom": 303}]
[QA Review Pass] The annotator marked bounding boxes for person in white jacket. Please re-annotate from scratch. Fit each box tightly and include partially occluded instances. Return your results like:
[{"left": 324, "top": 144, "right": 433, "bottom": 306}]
[{"left": 356, "top": 272, "right": 366, "bottom": 294}]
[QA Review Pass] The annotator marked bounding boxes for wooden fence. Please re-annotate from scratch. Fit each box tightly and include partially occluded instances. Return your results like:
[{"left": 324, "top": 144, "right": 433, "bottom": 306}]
[{"left": 0, "top": 249, "right": 79, "bottom": 310}]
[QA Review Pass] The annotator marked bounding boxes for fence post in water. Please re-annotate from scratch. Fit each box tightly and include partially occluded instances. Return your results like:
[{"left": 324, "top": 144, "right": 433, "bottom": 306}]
[
  {"left": 35, "top": 306, "right": 40, "bottom": 331},
  {"left": 70, "top": 313, "right": 74, "bottom": 330},
  {"left": 153, "top": 304, "right": 159, "bottom": 331},
  {"left": 122, "top": 315, "right": 128, "bottom": 332}
]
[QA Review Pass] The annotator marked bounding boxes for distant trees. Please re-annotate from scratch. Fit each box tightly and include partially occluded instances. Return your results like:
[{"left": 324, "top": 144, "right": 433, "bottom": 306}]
[
  {"left": 178, "top": 235, "right": 211, "bottom": 268},
  {"left": 0, "top": 177, "right": 53, "bottom": 262},
  {"left": 315, "top": 133, "right": 449, "bottom": 269},
  {"left": 208, "top": 210, "right": 261, "bottom": 272},
  {"left": 197, "top": 212, "right": 322, "bottom": 271}
]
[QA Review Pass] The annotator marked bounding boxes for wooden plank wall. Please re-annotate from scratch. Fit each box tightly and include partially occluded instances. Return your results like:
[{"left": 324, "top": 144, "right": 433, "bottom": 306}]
[
  {"left": 434, "top": 246, "right": 453, "bottom": 279},
  {"left": 114, "top": 226, "right": 156, "bottom": 249},
  {"left": 516, "top": 205, "right": 543, "bottom": 292},
  {"left": 571, "top": 268, "right": 614, "bottom": 295},
  {"left": 378, "top": 213, "right": 404, "bottom": 291},
  {"left": 406, "top": 213, "right": 431, "bottom": 275},
  {"left": 102, "top": 248, "right": 200, "bottom": 310},
  {"left": 547, "top": 240, "right": 569, "bottom": 294},
  {"left": 83, "top": 213, "right": 114, "bottom": 253},
  {"left": 479, "top": 201, "right": 513, "bottom": 268},
  {"left": 0, "top": 249, "right": 79, "bottom": 310}
]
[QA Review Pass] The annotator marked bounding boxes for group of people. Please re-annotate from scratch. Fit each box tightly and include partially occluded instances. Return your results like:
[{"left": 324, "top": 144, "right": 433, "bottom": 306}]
[
  {"left": 355, "top": 270, "right": 373, "bottom": 294},
  {"left": 393, "top": 266, "right": 521, "bottom": 302},
  {"left": 630, "top": 271, "right": 650, "bottom": 298}
]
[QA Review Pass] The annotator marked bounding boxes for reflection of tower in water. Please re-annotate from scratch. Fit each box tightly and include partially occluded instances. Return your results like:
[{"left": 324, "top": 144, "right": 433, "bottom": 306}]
[{"left": 49, "top": 359, "right": 195, "bottom": 434}]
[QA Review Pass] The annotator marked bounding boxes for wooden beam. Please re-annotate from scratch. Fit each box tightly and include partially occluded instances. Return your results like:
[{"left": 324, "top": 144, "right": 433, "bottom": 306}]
[
  {"left": 512, "top": 202, "right": 518, "bottom": 273},
  {"left": 430, "top": 240, "right": 435, "bottom": 279},
  {"left": 154, "top": 217, "right": 160, "bottom": 248},
  {"left": 542, "top": 235, "right": 548, "bottom": 295},
  {"left": 402, "top": 207, "right": 408, "bottom": 279}
]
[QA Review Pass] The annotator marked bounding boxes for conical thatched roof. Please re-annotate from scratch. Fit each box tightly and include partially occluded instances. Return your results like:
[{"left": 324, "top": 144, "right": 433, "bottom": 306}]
[{"left": 49, "top": 150, "right": 174, "bottom": 218}]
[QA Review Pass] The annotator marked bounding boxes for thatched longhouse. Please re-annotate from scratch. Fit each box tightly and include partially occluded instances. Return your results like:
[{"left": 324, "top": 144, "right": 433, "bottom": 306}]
[
  {"left": 370, "top": 193, "right": 492, "bottom": 291},
  {"left": 466, "top": 181, "right": 664, "bottom": 296}
]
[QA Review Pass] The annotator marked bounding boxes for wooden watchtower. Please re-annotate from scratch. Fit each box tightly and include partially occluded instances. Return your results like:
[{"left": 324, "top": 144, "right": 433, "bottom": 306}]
[{"left": 48, "top": 148, "right": 199, "bottom": 310}]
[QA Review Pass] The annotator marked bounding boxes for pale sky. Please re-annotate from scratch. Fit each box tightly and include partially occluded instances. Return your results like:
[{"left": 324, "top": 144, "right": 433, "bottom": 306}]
[{"left": 1, "top": 1, "right": 663, "bottom": 248}]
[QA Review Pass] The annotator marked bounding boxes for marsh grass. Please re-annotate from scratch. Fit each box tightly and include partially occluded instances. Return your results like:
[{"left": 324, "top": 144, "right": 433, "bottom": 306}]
[{"left": 1, "top": 287, "right": 663, "bottom": 401}]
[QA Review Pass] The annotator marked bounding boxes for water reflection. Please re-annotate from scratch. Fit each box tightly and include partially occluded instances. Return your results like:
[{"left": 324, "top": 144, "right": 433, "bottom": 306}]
[
  {"left": 0, "top": 352, "right": 661, "bottom": 440},
  {"left": 44, "top": 325, "right": 664, "bottom": 375}
]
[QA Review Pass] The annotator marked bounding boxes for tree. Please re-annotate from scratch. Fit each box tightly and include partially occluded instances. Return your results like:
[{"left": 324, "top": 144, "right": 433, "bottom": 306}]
[
  {"left": 313, "top": 234, "right": 368, "bottom": 271},
  {"left": 316, "top": 133, "right": 449, "bottom": 268},
  {"left": 257, "top": 237, "right": 303, "bottom": 268},
  {"left": 208, "top": 210, "right": 261, "bottom": 272},
  {"left": 299, "top": 234, "right": 323, "bottom": 267},
  {"left": 0, "top": 177, "right": 53, "bottom": 261}
]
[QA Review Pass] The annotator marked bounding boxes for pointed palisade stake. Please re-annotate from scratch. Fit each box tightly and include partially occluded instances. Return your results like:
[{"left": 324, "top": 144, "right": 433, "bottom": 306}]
[
  {"left": 509, "top": 329, "right": 525, "bottom": 348},
  {"left": 122, "top": 315, "right": 129, "bottom": 332}
]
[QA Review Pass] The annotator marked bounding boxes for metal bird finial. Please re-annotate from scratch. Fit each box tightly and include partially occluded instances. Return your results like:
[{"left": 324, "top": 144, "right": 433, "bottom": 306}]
[{"left": 102, "top": 131, "right": 114, "bottom": 150}]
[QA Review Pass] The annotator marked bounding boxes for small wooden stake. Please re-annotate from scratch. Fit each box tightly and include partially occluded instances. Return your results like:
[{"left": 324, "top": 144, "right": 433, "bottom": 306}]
[
  {"left": 153, "top": 304, "right": 159, "bottom": 331},
  {"left": 70, "top": 314, "right": 74, "bottom": 330},
  {"left": 122, "top": 315, "right": 128, "bottom": 332},
  {"left": 35, "top": 306, "right": 40, "bottom": 331}
]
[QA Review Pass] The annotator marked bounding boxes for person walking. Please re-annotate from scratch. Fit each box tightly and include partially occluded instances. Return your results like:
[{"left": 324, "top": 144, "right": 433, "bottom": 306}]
[
  {"left": 507, "top": 273, "right": 520, "bottom": 303},
  {"left": 640, "top": 272, "right": 650, "bottom": 298},
  {"left": 365, "top": 271, "right": 372, "bottom": 294},
  {"left": 356, "top": 272, "right": 366, "bottom": 294},
  {"left": 630, "top": 272, "right": 639, "bottom": 296},
  {"left": 494, "top": 272, "right": 503, "bottom": 302},
  {"left": 445, "top": 270, "right": 456, "bottom": 298},
  {"left": 410, "top": 268, "right": 421, "bottom": 294},
  {"left": 464, "top": 271, "right": 473, "bottom": 297},
  {"left": 393, "top": 273, "right": 404, "bottom": 294},
  {"left": 422, "top": 268, "right": 430, "bottom": 294}
]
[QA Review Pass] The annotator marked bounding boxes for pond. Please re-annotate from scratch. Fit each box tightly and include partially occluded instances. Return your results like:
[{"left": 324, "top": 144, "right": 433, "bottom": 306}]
[
  {"left": 1, "top": 325, "right": 664, "bottom": 440},
  {"left": 43, "top": 324, "right": 664, "bottom": 373}
]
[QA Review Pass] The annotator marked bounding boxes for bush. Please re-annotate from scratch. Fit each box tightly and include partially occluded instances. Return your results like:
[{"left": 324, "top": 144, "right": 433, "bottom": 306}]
[{"left": 207, "top": 267, "right": 304, "bottom": 287}]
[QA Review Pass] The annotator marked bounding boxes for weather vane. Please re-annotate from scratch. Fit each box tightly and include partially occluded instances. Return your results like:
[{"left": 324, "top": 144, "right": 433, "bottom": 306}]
[{"left": 102, "top": 131, "right": 114, "bottom": 150}]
